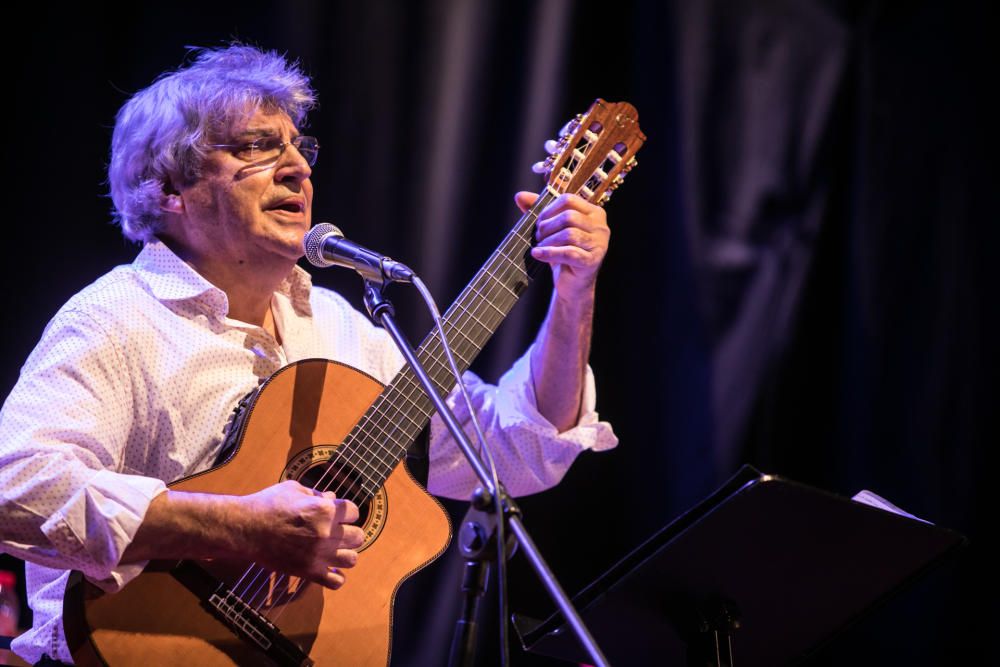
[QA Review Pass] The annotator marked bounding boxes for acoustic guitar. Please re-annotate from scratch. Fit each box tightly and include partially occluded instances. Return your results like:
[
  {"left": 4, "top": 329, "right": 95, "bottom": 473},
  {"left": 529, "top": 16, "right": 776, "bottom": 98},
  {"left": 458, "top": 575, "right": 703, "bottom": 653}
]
[{"left": 65, "top": 99, "right": 645, "bottom": 666}]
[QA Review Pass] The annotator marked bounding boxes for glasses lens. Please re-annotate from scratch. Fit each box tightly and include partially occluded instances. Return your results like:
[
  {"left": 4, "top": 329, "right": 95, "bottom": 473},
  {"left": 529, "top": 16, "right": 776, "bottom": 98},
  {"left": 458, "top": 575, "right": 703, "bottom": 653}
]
[
  {"left": 294, "top": 136, "right": 320, "bottom": 166},
  {"left": 243, "top": 137, "right": 284, "bottom": 164}
]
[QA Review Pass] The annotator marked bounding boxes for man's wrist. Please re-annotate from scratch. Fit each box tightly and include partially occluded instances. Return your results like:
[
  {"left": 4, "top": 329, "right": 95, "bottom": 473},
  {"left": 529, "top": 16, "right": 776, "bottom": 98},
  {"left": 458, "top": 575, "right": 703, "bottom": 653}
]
[
  {"left": 123, "top": 489, "right": 252, "bottom": 564},
  {"left": 553, "top": 281, "right": 597, "bottom": 311}
]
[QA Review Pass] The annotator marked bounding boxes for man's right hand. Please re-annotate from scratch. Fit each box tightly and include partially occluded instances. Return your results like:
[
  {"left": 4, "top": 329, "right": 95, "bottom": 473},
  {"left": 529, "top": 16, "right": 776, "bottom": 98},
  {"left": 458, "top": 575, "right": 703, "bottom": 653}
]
[
  {"left": 241, "top": 480, "right": 364, "bottom": 589},
  {"left": 123, "top": 480, "right": 365, "bottom": 590}
]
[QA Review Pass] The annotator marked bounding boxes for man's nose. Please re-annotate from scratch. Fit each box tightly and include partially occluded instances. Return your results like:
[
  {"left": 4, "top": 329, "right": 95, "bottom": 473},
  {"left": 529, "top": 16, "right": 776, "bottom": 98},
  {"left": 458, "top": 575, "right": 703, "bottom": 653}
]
[{"left": 274, "top": 143, "right": 312, "bottom": 183}]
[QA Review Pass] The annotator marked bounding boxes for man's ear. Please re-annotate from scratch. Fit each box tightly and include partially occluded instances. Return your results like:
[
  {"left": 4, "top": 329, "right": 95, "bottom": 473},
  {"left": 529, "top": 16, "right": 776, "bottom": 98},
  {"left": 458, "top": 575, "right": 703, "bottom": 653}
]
[{"left": 160, "top": 181, "right": 184, "bottom": 214}]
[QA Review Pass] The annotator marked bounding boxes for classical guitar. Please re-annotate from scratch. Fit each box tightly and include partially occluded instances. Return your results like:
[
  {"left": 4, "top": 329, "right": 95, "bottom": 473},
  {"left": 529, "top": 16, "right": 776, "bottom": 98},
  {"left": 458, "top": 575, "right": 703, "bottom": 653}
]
[{"left": 65, "top": 99, "right": 645, "bottom": 666}]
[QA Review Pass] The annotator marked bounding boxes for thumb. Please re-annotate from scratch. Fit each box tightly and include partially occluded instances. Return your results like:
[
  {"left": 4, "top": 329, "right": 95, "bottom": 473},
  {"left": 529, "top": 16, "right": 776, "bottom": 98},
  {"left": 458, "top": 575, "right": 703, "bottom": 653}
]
[{"left": 514, "top": 191, "right": 539, "bottom": 213}]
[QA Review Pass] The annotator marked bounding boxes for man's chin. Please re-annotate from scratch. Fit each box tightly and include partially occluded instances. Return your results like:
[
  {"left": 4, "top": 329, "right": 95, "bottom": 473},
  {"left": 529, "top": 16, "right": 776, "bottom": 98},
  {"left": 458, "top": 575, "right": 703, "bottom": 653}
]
[
  {"left": 253, "top": 233, "right": 308, "bottom": 267},
  {"left": 275, "top": 220, "right": 309, "bottom": 245}
]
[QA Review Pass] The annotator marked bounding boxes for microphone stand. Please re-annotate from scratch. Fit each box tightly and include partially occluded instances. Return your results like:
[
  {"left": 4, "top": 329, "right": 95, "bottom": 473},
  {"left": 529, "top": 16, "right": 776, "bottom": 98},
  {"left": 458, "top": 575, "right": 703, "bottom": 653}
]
[
  {"left": 448, "top": 495, "right": 516, "bottom": 667},
  {"left": 362, "top": 281, "right": 610, "bottom": 667}
]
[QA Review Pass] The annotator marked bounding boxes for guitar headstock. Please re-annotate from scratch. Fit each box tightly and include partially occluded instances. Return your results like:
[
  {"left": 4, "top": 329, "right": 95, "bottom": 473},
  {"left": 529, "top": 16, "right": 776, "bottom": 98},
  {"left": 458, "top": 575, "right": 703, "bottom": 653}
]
[{"left": 534, "top": 98, "right": 646, "bottom": 206}]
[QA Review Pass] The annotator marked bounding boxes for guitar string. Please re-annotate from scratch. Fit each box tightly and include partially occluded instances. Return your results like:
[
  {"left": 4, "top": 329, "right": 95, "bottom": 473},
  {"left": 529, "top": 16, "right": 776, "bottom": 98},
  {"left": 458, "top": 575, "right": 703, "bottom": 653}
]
[
  {"left": 248, "top": 201, "right": 549, "bottom": 616},
  {"left": 236, "top": 183, "right": 564, "bottom": 614},
  {"left": 234, "top": 184, "right": 565, "bottom": 615},
  {"left": 233, "top": 316, "right": 484, "bottom": 605},
  {"left": 289, "top": 191, "right": 549, "bottom": 498},
  {"left": 240, "top": 181, "right": 572, "bottom": 616},
  {"left": 300, "top": 183, "right": 556, "bottom": 492},
  {"left": 249, "top": 197, "right": 553, "bottom": 616},
  {"left": 295, "top": 197, "right": 545, "bottom": 496}
]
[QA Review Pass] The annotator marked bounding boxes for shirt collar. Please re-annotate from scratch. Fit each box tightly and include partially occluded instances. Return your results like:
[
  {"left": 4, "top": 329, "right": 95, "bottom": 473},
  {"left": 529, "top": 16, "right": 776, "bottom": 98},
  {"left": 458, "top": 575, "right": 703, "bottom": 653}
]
[
  {"left": 276, "top": 265, "right": 314, "bottom": 317},
  {"left": 133, "top": 240, "right": 314, "bottom": 319}
]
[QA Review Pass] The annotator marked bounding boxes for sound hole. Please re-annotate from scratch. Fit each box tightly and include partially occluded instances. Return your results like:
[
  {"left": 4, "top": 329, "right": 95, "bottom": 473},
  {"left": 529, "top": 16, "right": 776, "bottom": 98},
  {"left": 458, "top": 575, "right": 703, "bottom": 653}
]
[{"left": 297, "top": 461, "right": 372, "bottom": 527}]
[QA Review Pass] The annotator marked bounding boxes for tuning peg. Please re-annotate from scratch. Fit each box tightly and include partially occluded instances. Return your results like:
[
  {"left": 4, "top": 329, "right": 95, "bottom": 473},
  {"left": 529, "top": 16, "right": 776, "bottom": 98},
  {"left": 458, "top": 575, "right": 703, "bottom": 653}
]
[
  {"left": 612, "top": 173, "right": 626, "bottom": 187},
  {"left": 531, "top": 153, "right": 558, "bottom": 174},
  {"left": 544, "top": 139, "right": 560, "bottom": 155},
  {"left": 625, "top": 157, "right": 638, "bottom": 171},
  {"left": 558, "top": 116, "right": 582, "bottom": 138},
  {"left": 598, "top": 190, "right": 613, "bottom": 205}
]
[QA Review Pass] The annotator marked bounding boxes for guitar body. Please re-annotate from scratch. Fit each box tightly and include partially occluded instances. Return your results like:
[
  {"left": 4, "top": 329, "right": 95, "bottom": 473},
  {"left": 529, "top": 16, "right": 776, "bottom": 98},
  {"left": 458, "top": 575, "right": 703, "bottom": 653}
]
[{"left": 66, "top": 359, "right": 451, "bottom": 666}]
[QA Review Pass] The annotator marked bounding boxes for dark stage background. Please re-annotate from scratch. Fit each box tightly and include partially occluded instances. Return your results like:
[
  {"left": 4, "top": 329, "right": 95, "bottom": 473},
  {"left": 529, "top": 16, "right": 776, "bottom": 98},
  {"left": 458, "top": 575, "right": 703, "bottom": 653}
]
[{"left": 1, "top": 1, "right": 993, "bottom": 665}]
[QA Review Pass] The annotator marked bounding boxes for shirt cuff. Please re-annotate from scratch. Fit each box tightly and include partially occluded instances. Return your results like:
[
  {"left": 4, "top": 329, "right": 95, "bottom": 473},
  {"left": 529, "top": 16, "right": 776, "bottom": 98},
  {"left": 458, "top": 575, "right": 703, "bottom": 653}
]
[
  {"left": 496, "top": 344, "right": 619, "bottom": 453},
  {"left": 39, "top": 469, "right": 167, "bottom": 592}
]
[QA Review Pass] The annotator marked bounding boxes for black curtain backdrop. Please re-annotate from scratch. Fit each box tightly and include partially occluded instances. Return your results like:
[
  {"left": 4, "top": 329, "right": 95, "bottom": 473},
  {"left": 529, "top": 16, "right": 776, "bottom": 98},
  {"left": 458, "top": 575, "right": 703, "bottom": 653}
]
[{"left": 1, "top": 1, "right": 993, "bottom": 665}]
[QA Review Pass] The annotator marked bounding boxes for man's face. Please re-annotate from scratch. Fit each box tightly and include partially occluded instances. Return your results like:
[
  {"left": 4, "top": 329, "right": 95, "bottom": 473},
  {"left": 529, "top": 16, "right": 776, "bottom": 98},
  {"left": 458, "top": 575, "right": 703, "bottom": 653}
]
[{"left": 170, "top": 108, "right": 313, "bottom": 270}]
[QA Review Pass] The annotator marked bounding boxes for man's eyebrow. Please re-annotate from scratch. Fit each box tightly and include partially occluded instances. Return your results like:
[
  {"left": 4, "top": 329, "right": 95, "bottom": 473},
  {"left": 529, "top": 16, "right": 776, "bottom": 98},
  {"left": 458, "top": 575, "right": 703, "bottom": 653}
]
[
  {"left": 231, "top": 128, "right": 300, "bottom": 141},
  {"left": 230, "top": 128, "right": 277, "bottom": 141}
]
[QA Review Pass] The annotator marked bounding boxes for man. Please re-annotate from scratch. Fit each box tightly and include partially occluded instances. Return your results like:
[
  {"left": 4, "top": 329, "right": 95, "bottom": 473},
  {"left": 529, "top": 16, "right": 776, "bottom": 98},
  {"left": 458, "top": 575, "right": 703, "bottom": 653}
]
[{"left": 0, "top": 45, "right": 617, "bottom": 664}]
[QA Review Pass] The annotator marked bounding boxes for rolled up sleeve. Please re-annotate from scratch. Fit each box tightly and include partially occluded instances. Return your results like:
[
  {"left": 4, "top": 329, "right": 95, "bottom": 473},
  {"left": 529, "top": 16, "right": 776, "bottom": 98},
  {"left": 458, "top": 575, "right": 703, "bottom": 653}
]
[
  {"left": 0, "top": 309, "right": 165, "bottom": 591},
  {"left": 427, "top": 344, "right": 618, "bottom": 499}
]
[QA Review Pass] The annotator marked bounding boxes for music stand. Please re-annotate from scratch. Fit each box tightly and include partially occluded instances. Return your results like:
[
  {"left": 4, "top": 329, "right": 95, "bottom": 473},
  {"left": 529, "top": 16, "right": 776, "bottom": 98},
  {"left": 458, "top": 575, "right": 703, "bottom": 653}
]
[{"left": 513, "top": 465, "right": 966, "bottom": 665}]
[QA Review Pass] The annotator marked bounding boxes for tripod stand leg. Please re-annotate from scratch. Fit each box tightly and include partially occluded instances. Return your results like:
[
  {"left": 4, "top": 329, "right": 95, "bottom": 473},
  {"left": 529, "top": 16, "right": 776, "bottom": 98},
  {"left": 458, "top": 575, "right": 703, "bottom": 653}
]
[{"left": 448, "top": 559, "right": 490, "bottom": 667}]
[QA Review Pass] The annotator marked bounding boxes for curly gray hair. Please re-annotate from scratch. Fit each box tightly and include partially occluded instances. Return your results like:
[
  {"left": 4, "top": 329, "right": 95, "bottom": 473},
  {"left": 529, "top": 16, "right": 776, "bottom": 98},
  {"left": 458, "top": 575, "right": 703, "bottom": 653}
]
[{"left": 108, "top": 45, "right": 316, "bottom": 242}]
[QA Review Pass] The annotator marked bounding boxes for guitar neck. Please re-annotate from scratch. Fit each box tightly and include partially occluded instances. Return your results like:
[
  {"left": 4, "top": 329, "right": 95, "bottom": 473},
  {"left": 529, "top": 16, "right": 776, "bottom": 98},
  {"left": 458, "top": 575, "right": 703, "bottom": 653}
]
[
  {"left": 413, "top": 190, "right": 557, "bottom": 393},
  {"left": 341, "top": 190, "right": 557, "bottom": 494}
]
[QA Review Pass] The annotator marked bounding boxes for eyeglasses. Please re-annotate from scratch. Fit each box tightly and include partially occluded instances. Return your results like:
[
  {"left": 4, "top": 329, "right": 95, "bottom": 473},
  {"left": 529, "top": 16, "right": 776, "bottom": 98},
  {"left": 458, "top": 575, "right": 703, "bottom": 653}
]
[{"left": 208, "top": 135, "right": 320, "bottom": 167}]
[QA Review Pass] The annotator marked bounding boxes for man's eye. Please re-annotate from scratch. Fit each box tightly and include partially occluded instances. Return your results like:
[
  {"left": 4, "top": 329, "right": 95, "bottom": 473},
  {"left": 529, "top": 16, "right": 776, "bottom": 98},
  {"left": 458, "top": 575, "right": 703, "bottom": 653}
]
[
  {"left": 235, "top": 142, "right": 260, "bottom": 159},
  {"left": 255, "top": 137, "right": 283, "bottom": 153}
]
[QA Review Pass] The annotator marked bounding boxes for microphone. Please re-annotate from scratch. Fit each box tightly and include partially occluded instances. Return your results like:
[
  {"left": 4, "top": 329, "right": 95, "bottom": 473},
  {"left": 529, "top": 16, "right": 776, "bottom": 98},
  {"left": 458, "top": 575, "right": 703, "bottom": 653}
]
[{"left": 303, "top": 223, "right": 413, "bottom": 283}]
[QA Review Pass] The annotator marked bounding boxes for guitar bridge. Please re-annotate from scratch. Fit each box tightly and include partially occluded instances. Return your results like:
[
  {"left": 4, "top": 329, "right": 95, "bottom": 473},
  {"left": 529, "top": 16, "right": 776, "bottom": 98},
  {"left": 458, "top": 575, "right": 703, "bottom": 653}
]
[
  {"left": 171, "top": 562, "right": 315, "bottom": 667},
  {"left": 208, "top": 590, "right": 275, "bottom": 652}
]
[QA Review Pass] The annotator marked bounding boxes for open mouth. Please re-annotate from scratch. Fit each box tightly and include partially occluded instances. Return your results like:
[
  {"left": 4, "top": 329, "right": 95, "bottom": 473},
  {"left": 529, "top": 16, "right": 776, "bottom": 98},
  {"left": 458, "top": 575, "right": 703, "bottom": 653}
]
[{"left": 269, "top": 199, "right": 305, "bottom": 214}]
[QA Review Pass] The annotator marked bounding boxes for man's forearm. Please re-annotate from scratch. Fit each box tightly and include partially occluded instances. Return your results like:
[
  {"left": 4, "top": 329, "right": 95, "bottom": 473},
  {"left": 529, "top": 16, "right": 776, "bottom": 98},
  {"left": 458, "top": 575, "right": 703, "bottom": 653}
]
[
  {"left": 516, "top": 189, "right": 608, "bottom": 431},
  {"left": 120, "top": 481, "right": 363, "bottom": 589},
  {"left": 530, "top": 287, "right": 596, "bottom": 432},
  {"left": 121, "top": 489, "right": 249, "bottom": 564}
]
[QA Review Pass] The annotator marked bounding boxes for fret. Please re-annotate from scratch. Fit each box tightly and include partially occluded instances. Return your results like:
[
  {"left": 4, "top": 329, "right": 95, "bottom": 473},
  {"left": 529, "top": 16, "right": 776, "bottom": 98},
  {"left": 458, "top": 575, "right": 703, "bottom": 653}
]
[
  {"left": 435, "top": 319, "right": 480, "bottom": 351},
  {"left": 358, "top": 404, "right": 424, "bottom": 454},
  {"left": 345, "top": 421, "right": 401, "bottom": 465},
  {"left": 340, "top": 421, "right": 408, "bottom": 476},
  {"left": 466, "top": 285, "right": 508, "bottom": 319},
  {"left": 348, "top": 431, "right": 402, "bottom": 474},
  {"left": 482, "top": 265, "right": 521, "bottom": 299},
  {"left": 444, "top": 302, "right": 493, "bottom": 339},
  {"left": 475, "top": 278, "right": 520, "bottom": 316},
  {"left": 366, "top": 396, "right": 427, "bottom": 432},
  {"left": 339, "top": 437, "right": 394, "bottom": 482}
]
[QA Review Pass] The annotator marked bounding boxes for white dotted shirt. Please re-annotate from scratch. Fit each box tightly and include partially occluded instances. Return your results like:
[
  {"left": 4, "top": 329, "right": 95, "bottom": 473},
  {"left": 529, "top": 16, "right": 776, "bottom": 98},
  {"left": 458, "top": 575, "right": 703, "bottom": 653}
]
[{"left": 0, "top": 240, "right": 617, "bottom": 663}]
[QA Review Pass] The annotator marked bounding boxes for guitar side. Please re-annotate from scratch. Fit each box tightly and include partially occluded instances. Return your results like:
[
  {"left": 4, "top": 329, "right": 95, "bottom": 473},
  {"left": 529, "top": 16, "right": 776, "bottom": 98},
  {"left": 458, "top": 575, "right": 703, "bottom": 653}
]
[{"left": 66, "top": 359, "right": 452, "bottom": 666}]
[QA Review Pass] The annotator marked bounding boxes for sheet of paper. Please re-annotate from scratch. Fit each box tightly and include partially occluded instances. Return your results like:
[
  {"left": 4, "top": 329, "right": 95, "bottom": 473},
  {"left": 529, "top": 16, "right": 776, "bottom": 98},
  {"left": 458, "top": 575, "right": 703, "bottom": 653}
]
[{"left": 852, "top": 489, "right": 931, "bottom": 524}]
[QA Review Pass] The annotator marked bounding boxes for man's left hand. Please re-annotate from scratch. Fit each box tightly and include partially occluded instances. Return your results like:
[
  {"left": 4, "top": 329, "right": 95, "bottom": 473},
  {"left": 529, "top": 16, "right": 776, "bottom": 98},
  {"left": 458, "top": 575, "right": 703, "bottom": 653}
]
[{"left": 515, "top": 192, "right": 609, "bottom": 301}]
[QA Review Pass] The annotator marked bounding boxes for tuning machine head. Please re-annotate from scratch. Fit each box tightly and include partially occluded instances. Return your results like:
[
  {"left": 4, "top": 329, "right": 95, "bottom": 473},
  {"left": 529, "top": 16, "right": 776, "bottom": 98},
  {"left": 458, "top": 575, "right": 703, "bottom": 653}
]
[{"left": 558, "top": 115, "right": 583, "bottom": 139}]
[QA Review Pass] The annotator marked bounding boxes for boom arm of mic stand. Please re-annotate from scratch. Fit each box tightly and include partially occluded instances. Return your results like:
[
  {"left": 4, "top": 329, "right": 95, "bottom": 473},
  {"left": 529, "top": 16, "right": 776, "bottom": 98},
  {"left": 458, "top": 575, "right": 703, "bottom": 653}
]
[{"left": 362, "top": 282, "right": 611, "bottom": 667}]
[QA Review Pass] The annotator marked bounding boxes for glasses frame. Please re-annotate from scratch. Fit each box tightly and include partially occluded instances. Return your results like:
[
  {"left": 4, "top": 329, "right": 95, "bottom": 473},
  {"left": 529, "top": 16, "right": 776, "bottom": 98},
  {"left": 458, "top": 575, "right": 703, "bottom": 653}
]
[{"left": 207, "top": 135, "right": 320, "bottom": 167}]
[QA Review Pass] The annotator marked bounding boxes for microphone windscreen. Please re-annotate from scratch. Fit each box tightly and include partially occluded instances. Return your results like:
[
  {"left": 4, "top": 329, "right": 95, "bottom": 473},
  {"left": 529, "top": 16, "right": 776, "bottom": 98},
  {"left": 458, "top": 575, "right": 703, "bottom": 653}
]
[{"left": 303, "top": 223, "right": 343, "bottom": 267}]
